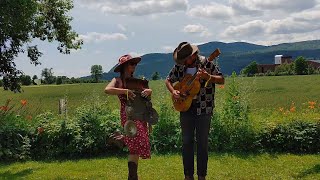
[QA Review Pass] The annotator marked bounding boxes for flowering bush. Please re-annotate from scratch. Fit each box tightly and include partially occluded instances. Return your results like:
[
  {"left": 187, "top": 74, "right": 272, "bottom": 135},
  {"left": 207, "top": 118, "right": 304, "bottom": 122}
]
[{"left": 0, "top": 99, "right": 33, "bottom": 161}]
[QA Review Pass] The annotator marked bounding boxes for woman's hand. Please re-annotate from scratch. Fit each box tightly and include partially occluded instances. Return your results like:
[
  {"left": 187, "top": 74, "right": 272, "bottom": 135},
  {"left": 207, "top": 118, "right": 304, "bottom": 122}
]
[
  {"left": 148, "top": 123, "right": 152, "bottom": 134},
  {"left": 126, "top": 89, "right": 136, "bottom": 100},
  {"left": 141, "top": 88, "right": 152, "bottom": 98}
]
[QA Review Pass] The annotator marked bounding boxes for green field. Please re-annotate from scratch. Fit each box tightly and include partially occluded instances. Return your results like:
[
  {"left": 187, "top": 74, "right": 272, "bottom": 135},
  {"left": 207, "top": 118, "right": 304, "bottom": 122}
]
[
  {"left": 1, "top": 75, "right": 320, "bottom": 179},
  {"left": 1, "top": 75, "right": 319, "bottom": 124},
  {"left": 0, "top": 153, "right": 319, "bottom": 179}
]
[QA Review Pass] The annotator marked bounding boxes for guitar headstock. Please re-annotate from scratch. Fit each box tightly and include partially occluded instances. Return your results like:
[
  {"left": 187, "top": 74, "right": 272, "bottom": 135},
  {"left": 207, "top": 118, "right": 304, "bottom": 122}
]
[{"left": 208, "top": 48, "right": 221, "bottom": 62}]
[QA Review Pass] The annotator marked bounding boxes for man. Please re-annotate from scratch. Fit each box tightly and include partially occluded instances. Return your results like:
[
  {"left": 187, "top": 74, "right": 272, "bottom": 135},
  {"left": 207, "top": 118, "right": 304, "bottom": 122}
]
[{"left": 165, "top": 42, "right": 224, "bottom": 180}]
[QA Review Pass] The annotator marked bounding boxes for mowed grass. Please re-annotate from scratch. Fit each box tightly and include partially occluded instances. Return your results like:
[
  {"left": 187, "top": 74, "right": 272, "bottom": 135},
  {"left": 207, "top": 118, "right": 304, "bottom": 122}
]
[{"left": 0, "top": 153, "right": 319, "bottom": 179}]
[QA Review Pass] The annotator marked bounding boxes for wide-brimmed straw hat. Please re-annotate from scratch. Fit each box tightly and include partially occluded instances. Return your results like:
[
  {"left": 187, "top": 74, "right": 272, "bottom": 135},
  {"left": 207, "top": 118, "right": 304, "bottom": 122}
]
[
  {"left": 114, "top": 54, "right": 141, "bottom": 72},
  {"left": 173, "top": 42, "right": 199, "bottom": 65}
]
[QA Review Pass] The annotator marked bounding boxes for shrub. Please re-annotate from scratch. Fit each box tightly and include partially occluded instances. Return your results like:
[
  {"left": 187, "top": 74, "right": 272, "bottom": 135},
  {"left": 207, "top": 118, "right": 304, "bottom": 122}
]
[
  {"left": 0, "top": 99, "right": 33, "bottom": 161},
  {"left": 258, "top": 120, "right": 320, "bottom": 153},
  {"left": 151, "top": 103, "right": 181, "bottom": 153},
  {"left": 210, "top": 72, "right": 256, "bottom": 152},
  {"left": 31, "top": 98, "right": 123, "bottom": 159}
]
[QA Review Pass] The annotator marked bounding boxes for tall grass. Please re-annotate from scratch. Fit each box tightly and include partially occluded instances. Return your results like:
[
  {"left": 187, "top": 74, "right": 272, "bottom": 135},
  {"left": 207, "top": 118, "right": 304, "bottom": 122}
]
[{"left": 1, "top": 75, "right": 319, "bottom": 125}]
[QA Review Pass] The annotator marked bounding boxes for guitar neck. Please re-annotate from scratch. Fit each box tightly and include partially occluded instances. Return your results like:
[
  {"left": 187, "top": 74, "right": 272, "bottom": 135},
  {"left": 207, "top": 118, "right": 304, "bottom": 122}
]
[{"left": 208, "top": 48, "right": 221, "bottom": 62}]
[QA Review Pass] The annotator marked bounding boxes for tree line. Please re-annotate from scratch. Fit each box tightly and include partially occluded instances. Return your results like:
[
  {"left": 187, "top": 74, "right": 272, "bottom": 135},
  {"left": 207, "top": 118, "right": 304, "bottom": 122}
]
[
  {"left": 0, "top": 65, "right": 106, "bottom": 88},
  {"left": 241, "top": 56, "right": 320, "bottom": 77}
]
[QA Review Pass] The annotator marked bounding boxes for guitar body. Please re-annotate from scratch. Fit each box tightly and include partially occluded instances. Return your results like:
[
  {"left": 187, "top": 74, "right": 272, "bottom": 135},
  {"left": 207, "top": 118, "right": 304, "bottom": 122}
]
[{"left": 172, "top": 74, "right": 201, "bottom": 112}]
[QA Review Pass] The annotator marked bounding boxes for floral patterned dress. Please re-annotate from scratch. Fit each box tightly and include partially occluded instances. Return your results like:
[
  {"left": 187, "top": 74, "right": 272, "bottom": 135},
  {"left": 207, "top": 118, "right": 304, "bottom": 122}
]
[{"left": 118, "top": 94, "right": 151, "bottom": 159}]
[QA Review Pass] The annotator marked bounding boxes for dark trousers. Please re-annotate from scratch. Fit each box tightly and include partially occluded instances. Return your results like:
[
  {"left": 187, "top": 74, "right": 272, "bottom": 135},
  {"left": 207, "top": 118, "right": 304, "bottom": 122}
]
[{"left": 180, "top": 102, "right": 211, "bottom": 177}]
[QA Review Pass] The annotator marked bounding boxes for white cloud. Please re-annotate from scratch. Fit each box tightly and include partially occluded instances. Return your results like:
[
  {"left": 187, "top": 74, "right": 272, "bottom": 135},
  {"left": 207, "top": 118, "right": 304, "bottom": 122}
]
[
  {"left": 222, "top": 20, "right": 266, "bottom": 38},
  {"left": 222, "top": 5, "right": 320, "bottom": 39},
  {"left": 79, "top": 0, "right": 188, "bottom": 16},
  {"left": 162, "top": 46, "right": 175, "bottom": 52},
  {"left": 187, "top": 2, "right": 234, "bottom": 19},
  {"left": 129, "top": 52, "right": 144, "bottom": 57},
  {"left": 183, "top": 24, "right": 212, "bottom": 37},
  {"left": 188, "top": 0, "right": 318, "bottom": 20},
  {"left": 230, "top": 0, "right": 317, "bottom": 12},
  {"left": 183, "top": 24, "right": 206, "bottom": 33},
  {"left": 292, "top": 5, "right": 320, "bottom": 22},
  {"left": 252, "top": 30, "right": 320, "bottom": 45},
  {"left": 79, "top": 32, "right": 128, "bottom": 43}
]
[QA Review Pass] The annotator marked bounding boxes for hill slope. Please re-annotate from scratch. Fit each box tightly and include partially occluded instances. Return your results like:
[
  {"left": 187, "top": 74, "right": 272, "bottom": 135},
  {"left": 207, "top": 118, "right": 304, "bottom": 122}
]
[{"left": 100, "top": 40, "right": 320, "bottom": 80}]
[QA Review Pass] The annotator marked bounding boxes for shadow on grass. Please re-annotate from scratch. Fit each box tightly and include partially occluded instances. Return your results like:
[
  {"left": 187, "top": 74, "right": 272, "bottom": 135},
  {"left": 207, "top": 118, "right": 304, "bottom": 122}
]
[
  {"left": 296, "top": 164, "right": 320, "bottom": 178},
  {"left": 0, "top": 168, "right": 34, "bottom": 179},
  {"left": 33, "top": 151, "right": 129, "bottom": 163}
]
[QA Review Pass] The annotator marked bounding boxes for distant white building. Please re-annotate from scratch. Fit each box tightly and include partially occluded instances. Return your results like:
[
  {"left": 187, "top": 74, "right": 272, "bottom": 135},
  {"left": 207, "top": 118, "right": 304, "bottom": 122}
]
[
  {"left": 274, "top": 55, "right": 293, "bottom": 64},
  {"left": 275, "top": 55, "right": 282, "bottom": 64}
]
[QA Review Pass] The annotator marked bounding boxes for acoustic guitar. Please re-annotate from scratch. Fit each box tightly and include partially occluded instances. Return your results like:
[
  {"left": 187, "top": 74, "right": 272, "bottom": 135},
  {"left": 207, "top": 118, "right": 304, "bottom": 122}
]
[{"left": 172, "top": 48, "right": 221, "bottom": 112}]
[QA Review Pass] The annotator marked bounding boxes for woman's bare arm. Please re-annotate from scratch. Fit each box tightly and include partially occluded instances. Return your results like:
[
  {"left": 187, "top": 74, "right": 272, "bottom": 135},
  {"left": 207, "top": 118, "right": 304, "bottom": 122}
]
[{"left": 104, "top": 78, "right": 127, "bottom": 95}]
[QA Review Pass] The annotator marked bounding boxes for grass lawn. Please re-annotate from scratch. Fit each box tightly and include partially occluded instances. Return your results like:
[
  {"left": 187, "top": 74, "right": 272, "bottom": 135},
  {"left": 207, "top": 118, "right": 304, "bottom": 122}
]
[{"left": 0, "top": 153, "right": 319, "bottom": 179}]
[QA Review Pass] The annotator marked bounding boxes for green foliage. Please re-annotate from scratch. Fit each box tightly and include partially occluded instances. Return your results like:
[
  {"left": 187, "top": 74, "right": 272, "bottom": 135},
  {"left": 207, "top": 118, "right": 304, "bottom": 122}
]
[
  {"left": 307, "top": 65, "right": 318, "bottom": 75},
  {"left": 0, "top": 115, "right": 32, "bottom": 161},
  {"left": 151, "top": 71, "right": 160, "bottom": 80},
  {"left": 258, "top": 121, "right": 320, "bottom": 153},
  {"left": 241, "top": 61, "right": 258, "bottom": 76},
  {"left": 41, "top": 68, "right": 56, "bottom": 84},
  {"left": 56, "top": 76, "right": 63, "bottom": 85},
  {"left": 0, "top": 79, "right": 3, "bottom": 87},
  {"left": 31, "top": 97, "right": 123, "bottom": 159},
  {"left": 20, "top": 75, "right": 32, "bottom": 86},
  {"left": 151, "top": 103, "right": 181, "bottom": 153},
  {"left": 91, "top": 65, "right": 103, "bottom": 83},
  {"left": 0, "top": 0, "right": 82, "bottom": 91},
  {"left": 1, "top": 77, "right": 320, "bottom": 162},
  {"left": 274, "top": 63, "right": 294, "bottom": 76},
  {"left": 1, "top": 154, "right": 320, "bottom": 179},
  {"left": 294, "top": 56, "right": 308, "bottom": 75},
  {"left": 0, "top": 99, "right": 33, "bottom": 161},
  {"left": 210, "top": 72, "right": 256, "bottom": 152}
]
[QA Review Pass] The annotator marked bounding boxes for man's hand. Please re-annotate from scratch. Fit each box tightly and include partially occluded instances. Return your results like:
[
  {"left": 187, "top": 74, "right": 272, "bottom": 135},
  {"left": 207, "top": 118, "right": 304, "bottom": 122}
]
[
  {"left": 197, "top": 68, "right": 210, "bottom": 80},
  {"left": 172, "top": 90, "right": 180, "bottom": 99}
]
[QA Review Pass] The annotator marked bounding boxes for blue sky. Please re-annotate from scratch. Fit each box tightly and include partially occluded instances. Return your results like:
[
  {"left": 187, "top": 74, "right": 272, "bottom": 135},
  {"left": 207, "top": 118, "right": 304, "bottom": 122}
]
[{"left": 16, "top": 0, "right": 320, "bottom": 78}]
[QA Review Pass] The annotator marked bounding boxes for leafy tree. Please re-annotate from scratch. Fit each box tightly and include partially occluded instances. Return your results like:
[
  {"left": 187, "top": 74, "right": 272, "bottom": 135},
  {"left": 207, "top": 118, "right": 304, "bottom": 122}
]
[
  {"left": 274, "top": 63, "right": 294, "bottom": 76},
  {"left": 91, "top": 65, "right": 103, "bottom": 83},
  {"left": 151, "top": 71, "right": 160, "bottom": 80},
  {"left": 56, "top": 76, "right": 63, "bottom": 85},
  {"left": 20, "top": 75, "right": 32, "bottom": 86},
  {"left": 0, "top": 0, "right": 83, "bottom": 91},
  {"left": 241, "top": 61, "right": 258, "bottom": 76},
  {"left": 41, "top": 68, "right": 55, "bottom": 84},
  {"left": 294, "top": 56, "right": 308, "bottom": 75},
  {"left": 307, "top": 65, "right": 315, "bottom": 75},
  {"left": 32, "top": 75, "right": 38, "bottom": 85},
  {"left": 0, "top": 79, "right": 2, "bottom": 87}
]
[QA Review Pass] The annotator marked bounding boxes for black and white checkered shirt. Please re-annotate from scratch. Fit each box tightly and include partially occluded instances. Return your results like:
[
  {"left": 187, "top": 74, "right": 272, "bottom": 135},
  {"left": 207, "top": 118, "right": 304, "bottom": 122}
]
[{"left": 167, "top": 55, "right": 223, "bottom": 115}]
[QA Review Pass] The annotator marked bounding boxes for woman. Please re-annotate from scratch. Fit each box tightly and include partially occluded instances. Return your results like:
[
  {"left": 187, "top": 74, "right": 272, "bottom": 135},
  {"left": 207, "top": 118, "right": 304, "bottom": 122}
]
[{"left": 104, "top": 54, "right": 152, "bottom": 180}]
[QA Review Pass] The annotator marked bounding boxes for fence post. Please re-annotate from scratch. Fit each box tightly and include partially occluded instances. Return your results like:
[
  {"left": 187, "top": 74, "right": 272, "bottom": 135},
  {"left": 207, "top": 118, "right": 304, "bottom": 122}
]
[{"left": 59, "top": 98, "right": 67, "bottom": 117}]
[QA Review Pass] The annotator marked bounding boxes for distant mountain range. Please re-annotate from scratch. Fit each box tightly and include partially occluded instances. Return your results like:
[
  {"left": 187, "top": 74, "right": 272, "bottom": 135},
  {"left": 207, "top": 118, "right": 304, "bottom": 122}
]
[{"left": 96, "top": 40, "right": 320, "bottom": 80}]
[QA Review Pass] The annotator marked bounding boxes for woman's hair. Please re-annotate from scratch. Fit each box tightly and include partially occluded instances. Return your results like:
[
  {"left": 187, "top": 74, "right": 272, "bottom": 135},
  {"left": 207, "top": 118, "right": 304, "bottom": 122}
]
[{"left": 119, "top": 63, "right": 134, "bottom": 88}]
